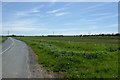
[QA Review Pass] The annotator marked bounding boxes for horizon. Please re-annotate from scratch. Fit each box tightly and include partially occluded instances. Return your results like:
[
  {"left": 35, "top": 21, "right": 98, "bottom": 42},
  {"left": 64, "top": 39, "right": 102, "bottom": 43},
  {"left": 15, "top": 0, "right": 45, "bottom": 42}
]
[
  {"left": 1, "top": 33, "right": 119, "bottom": 37},
  {"left": 2, "top": 2, "right": 118, "bottom": 36}
]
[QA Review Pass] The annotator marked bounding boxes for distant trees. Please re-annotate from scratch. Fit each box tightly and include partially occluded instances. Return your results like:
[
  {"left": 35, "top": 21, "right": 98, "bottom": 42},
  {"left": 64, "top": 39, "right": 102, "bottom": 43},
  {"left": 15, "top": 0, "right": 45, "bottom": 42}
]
[
  {"left": 2, "top": 33, "right": 120, "bottom": 37},
  {"left": 5, "top": 34, "right": 24, "bottom": 37},
  {"left": 43, "top": 33, "right": 120, "bottom": 37},
  {"left": 114, "top": 33, "right": 120, "bottom": 36},
  {"left": 47, "top": 35, "right": 63, "bottom": 37},
  {"left": 75, "top": 33, "right": 120, "bottom": 37},
  {"left": 11, "top": 34, "right": 16, "bottom": 37}
]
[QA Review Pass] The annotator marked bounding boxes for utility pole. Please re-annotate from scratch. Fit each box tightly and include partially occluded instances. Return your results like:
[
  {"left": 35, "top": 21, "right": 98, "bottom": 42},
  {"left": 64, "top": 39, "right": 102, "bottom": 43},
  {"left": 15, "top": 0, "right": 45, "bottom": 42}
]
[
  {"left": 8, "top": 30, "right": 9, "bottom": 36},
  {"left": 53, "top": 31, "right": 54, "bottom": 35}
]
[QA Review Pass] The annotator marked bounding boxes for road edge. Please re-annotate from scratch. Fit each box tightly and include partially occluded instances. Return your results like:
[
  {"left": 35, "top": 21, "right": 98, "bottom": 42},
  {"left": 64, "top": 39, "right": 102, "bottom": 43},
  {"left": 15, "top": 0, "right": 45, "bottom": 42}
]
[{"left": 27, "top": 46, "right": 64, "bottom": 78}]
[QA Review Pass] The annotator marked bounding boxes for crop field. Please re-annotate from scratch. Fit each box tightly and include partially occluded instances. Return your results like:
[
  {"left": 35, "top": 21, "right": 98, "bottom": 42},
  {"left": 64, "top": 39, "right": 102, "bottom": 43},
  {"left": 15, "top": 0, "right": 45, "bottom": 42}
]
[{"left": 16, "top": 36, "right": 119, "bottom": 78}]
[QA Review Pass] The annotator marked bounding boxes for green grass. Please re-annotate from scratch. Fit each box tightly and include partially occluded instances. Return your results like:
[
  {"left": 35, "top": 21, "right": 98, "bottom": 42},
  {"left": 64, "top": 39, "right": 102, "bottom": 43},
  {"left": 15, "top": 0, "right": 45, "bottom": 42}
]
[
  {"left": 0, "top": 36, "right": 7, "bottom": 43},
  {"left": 0, "top": 37, "right": 2, "bottom": 43},
  {"left": 15, "top": 36, "right": 119, "bottom": 78}
]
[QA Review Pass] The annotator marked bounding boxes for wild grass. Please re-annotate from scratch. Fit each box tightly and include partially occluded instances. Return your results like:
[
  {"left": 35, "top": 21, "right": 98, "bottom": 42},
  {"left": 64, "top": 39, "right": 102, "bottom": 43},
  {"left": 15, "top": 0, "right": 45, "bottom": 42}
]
[
  {"left": 0, "top": 36, "right": 7, "bottom": 43},
  {"left": 15, "top": 36, "right": 119, "bottom": 78},
  {"left": 0, "top": 37, "right": 2, "bottom": 43}
]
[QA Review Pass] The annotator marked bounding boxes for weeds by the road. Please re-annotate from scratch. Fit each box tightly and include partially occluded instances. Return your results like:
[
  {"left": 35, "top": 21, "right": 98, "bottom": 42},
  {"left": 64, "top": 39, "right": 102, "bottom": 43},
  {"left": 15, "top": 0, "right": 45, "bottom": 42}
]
[
  {"left": 15, "top": 36, "right": 119, "bottom": 78},
  {"left": 0, "top": 36, "right": 7, "bottom": 43},
  {"left": 0, "top": 37, "right": 2, "bottom": 43}
]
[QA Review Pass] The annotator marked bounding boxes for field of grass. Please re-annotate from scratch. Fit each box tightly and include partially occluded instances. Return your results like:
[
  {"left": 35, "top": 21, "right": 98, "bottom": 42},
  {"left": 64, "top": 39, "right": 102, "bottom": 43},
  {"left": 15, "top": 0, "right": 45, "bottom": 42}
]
[
  {"left": 0, "top": 36, "right": 7, "bottom": 43},
  {"left": 15, "top": 36, "right": 119, "bottom": 78},
  {"left": 0, "top": 37, "right": 2, "bottom": 43}
]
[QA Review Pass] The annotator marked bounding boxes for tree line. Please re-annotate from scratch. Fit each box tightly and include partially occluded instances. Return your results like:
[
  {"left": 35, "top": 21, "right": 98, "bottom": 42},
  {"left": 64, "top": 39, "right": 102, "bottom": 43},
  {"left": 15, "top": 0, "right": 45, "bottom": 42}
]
[{"left": 2, "top": 33, "right": 120, "bottom": 37}]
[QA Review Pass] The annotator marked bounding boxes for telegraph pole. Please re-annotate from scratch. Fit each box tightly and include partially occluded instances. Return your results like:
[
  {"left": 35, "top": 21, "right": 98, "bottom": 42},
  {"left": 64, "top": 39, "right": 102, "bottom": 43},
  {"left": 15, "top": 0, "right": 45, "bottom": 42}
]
[
  {"left": 8, "top": 30, "right": 9, "bottom": 36},
  {"left": 53, "top": 31, "right": 54, "bottom": 35}
]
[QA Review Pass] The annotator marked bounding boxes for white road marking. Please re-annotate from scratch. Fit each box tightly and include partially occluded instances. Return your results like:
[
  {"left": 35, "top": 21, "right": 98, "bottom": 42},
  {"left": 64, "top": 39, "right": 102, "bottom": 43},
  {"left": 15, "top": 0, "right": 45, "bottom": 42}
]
[{"left": 0, "top": 37, "right": 14, "bottom": 54}]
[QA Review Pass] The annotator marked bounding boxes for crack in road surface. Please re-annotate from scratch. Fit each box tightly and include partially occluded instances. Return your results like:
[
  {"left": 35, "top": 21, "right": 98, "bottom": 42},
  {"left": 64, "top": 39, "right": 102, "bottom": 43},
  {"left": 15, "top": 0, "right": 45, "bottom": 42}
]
[{"left": 2, "top": 37, "right": 31, "bottom": 78}]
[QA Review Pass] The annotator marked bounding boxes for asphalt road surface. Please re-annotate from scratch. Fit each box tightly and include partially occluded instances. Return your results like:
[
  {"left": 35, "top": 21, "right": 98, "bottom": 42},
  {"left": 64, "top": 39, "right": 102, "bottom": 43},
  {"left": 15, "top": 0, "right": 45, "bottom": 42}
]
[{"left": 2, "top": 37, "right": 30, "bottom": 78}]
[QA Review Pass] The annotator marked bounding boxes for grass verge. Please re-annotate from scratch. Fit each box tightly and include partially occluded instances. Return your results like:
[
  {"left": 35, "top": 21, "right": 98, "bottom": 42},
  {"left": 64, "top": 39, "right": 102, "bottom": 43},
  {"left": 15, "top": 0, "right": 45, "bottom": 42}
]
[
  {"left": 0, "top": 36, "right": 7, "bottom": 43},
  {"left": 15, "top": 36, "right": 119, "bottom": 78}
]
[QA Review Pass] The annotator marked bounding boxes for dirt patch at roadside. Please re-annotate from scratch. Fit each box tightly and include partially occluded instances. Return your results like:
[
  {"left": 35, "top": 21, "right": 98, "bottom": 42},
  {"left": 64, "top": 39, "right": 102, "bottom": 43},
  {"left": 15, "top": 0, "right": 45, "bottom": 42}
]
[{"left": 28, "top": 46, "right": 63, "bottom": 78}]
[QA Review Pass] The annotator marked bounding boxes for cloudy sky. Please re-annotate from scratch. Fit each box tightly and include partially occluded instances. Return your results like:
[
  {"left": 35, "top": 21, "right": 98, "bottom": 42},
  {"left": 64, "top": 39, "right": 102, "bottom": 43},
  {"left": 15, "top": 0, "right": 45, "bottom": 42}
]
[{"left": 2, "top": 2, "right": 118, "bottom": 36}]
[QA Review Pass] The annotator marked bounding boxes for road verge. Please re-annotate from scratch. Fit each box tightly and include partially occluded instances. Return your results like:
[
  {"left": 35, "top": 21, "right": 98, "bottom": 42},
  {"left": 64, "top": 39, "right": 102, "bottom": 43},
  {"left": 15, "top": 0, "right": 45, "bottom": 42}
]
[{"left": 28, "top": 46, "right": 63, "bottom": 78}]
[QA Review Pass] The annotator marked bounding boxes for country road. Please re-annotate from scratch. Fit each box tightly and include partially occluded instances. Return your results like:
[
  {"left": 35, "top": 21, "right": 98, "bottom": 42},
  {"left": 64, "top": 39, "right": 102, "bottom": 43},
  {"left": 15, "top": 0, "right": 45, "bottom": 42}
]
[{"left": 2, "top": 37, "right": 30, "bottom": 78}]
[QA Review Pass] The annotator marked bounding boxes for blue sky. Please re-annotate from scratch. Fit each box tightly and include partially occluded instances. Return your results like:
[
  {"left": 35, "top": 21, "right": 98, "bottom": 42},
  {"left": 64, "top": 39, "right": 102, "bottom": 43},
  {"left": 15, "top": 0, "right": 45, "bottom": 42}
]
[{"left": 2, "top": 2, "right": 118, "bottom": 35}]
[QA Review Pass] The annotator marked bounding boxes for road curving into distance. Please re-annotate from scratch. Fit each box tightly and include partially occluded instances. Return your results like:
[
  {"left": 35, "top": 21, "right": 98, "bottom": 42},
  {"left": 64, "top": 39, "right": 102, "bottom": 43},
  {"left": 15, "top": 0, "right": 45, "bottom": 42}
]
[{"left": 2, "top": 37, "right": 30, "bottom": 78}]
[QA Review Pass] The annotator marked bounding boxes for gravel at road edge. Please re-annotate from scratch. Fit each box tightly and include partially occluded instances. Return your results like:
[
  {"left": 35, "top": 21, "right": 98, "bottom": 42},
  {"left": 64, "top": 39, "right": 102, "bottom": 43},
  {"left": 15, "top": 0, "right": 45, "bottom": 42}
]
[{"left": 28, "top": 46, "right": 63, "bottom": 78}]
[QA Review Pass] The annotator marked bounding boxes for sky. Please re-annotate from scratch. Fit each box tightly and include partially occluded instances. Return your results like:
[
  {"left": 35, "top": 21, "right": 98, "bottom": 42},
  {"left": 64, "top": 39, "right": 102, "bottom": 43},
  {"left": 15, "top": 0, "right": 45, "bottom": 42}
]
[{"left": 2, "top": 2, "right": 118, "bottom": 36}]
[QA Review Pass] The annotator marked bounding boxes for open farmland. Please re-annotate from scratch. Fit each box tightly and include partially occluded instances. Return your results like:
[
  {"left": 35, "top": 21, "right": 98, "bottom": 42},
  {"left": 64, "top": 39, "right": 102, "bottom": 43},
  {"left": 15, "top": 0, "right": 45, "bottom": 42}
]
[
  {"left": 0, "top": 37, "right": 2, "bottom": 43},
  {"left": 0, "top": 37, "right": 7, "bottom": 43},
  {"left": 15, "top": 36, "right": 119, "bottom": 78}
]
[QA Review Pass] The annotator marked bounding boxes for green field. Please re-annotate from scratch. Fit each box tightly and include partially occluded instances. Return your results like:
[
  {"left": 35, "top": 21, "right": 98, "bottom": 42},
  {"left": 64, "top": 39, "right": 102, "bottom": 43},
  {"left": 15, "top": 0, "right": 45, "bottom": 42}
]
[
  {"left": 0, "top": 37, "right": 2, "bottom": 43},
  {"left": 0, "top": 37, "right": 7, "bottom": 43},
  {"left": 0, "top": 36, "right": 6, "bottom": 43},
  {"left": 16, "top": 36, "right": 119, "bottom": 78}
]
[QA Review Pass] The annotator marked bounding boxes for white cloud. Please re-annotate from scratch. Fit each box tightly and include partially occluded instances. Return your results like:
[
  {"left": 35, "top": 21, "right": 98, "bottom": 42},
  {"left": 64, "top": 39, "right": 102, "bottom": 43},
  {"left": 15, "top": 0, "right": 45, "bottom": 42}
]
[
  {"left": 2, "top": 26, "right": 48, "bottom": 36},
  {"left": 2, "top": 2, "right": 117, "bottom": 36},
  {"left": 15, "top": 5, "right": 44, "bottom": 17},
  {"left": 31, "top": 5, "right": 44, "bottom": 13},
  {"left": 46, "top": 9, "right": 61, "bottom": 14},
  {"left": 46, "top": 8, "right": 65, "bottom": 14},
  {"left": 3, "top": 26, "right": 47, "bottom": 32},
  {"left": 46, "top": 7, "right": 70, "bottom": 16},
  {"left": 47, "top": 2, "right": 73, "bottom": 13},
  {"left": 55, "top": 12, "right": 70, "bottom": 16},
  {"left": 31, "top": 9, "right": 39, "bottom": 13},
  {"left": 2, "top": 18, "right": 48, "bottom": 35},
  {"left": 3, "top": 18, "right": 36, "bottom": 26}
]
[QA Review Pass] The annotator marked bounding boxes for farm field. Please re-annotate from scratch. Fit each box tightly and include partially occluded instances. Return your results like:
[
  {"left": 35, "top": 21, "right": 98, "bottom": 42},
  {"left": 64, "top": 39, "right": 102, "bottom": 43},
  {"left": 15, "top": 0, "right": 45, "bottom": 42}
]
[
  {"left": 0, "top": 37, "right": 2, "bottom": 43},
  {"left": 15, "top": 36, "right": 119, "bottom": 78},
  {"left": 0, "top": 37, "right": 7, "bottom": 43}
]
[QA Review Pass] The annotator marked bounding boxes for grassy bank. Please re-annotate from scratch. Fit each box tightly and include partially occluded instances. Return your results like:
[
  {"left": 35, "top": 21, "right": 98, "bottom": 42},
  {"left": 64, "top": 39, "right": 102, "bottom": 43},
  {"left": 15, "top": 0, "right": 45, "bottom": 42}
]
[
  {"left": 0, "top": 36, "right": 7, "bottom": 43},
  {"left": 15, "top": 36, "right": 119, "bottom": 78},
  {"left": 0, "top": 37, "right": 2, "bottom": 43}
]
